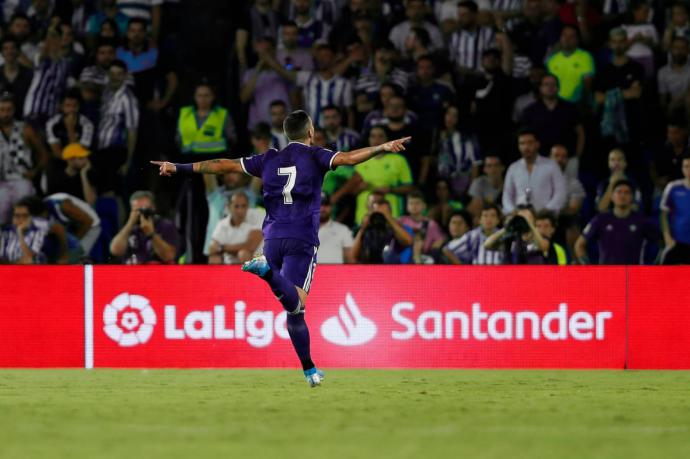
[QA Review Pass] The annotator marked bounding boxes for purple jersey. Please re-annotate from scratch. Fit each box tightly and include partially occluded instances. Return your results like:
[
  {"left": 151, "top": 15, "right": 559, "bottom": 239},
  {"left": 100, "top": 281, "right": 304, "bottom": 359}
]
[
  {"left": 582, "top": 211, "right": 658, "bottom": 264},
  {"left": 240, "top": 142, "right": 339, "bottom": 245}
]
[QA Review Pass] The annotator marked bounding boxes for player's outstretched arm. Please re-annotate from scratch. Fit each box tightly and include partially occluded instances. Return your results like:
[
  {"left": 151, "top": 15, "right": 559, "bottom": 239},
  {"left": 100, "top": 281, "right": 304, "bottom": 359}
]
[
  {"left": 151, "top": 159, "right": 243, "bottom": 176},
  {"left": 332, "top": 136, "right": 411, "bottom": 167}
]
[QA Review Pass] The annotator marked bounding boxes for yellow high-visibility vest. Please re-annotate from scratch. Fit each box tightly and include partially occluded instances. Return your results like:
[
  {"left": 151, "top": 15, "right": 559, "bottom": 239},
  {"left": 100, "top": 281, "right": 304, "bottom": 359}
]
[{"left": 178, "top": 105, "right": 228, "bottom": 153}]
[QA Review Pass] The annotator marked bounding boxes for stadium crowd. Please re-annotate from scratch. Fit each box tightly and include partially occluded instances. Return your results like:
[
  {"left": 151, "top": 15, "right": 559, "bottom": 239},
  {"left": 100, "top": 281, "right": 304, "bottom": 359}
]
[{"left": 1, "top": 0, "right": 689, "bottom": 265}]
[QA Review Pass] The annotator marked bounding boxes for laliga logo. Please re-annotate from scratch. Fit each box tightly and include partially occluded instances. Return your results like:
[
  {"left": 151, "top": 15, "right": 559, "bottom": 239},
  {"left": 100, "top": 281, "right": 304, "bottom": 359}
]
[
  {"left": 103, "top": 293, "right": 157, "bottom": 347},
  {"left": 321, "top": 293, "right": 377, "bottom": 346}
]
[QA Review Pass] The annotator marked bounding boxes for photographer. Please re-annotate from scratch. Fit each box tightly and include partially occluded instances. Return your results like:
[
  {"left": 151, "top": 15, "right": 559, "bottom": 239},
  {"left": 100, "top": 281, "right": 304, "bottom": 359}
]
[
  {"left": 352, "top": 200, "right": 413, "bottom": 264},
  {"left": 109, "top": 191, "right": 180, "bottom": 264},
  {"left": 483, "top": 206, "right": 549, "bottom": 264}
]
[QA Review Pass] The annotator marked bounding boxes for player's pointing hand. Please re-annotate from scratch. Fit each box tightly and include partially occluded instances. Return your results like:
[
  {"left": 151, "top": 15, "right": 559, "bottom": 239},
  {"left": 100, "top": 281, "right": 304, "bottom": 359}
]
[
  {"left": 150, "top": 161, "right": 177, "bottom": 177},
  {"left": 381, "top": 136, "right": 411, "bottom": 153}
]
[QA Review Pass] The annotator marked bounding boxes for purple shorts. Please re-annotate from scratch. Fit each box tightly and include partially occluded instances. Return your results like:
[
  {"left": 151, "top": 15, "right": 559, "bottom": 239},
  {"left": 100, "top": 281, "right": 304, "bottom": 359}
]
[{"left": 263, "top": 238, "right": 318, "bottom": 292}]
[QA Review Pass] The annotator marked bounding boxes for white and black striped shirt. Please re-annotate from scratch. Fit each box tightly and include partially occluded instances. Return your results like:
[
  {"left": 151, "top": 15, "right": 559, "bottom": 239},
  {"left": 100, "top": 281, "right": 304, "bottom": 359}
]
[
  {"left": 295, "top": 71, "right": 353, "bottom": 127},
  {"left": 447, "top": 226, "right": 504, "bottom": 265},
  {"left": 0, "top": 223, "right": 47, "bottom": 263},
  {"left": 328, "top": 128, "right": 360, "bottom": 152},
  {"left": 97, "top": 84, "right": 139, "bottom": 149},
  {"left": 355, "top": 68, "right": 409, "bottom": 98},
  {"left": 449, "top": 27, "right": 495, "bottom": 71},
  {"left": 23, "top": 57, "right": 71, "bottom": 119}
]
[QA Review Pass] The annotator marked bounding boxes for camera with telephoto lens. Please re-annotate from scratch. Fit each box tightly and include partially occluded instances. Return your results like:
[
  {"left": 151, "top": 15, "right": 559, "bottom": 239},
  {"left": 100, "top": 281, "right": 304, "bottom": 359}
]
[
  {"left": 138, "top": 207, "right": 155, "bottom": 218},
  {"left": 502, "top": 215, "right": 531, "bottom": 241}
]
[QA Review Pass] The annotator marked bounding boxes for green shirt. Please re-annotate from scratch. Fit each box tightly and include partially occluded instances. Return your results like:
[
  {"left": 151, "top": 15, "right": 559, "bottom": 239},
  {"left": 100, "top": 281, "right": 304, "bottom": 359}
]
[
  {"left": 546, "top": 49, "right": 595, "bottom": 103},
  {"left": 354, "top": 153, "right": 413, "bottom": 224},
  {"left": 323, "top": 165, "right": 355, "bottom": 195}
]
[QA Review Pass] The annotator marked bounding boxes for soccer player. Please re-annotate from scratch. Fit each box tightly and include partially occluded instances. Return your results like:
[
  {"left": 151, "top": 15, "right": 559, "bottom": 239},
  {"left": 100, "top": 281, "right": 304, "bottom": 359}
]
[{"left": 152, "top": 110, "right": 409, "bottom": 387}]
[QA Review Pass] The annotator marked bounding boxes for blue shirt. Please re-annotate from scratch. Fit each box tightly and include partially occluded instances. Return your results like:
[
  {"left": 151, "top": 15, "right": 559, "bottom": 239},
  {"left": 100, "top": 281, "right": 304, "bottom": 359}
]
[
  {"left": 661, "top": 179, "right": 690, "bottom": 245},
  {"left": 240, "top": 142, "right": 339, "bottom": 245}
]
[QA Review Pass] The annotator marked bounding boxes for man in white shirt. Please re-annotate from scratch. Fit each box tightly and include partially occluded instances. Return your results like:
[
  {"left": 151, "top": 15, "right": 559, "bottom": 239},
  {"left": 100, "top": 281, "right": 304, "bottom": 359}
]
[
  {"left": 208, "top": 192, "right": 263, "bottom": 264},
  {"left": 317, "top": 192, "right": 354, "bottom": 264},
  {"left": 503, "top": 129, "right": 566, "bottom": 214}
]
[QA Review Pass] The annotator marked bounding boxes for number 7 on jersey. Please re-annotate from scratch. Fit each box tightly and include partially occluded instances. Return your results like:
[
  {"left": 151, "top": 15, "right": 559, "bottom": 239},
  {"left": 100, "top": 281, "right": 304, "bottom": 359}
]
[{"left": 278, "top": 166, "right": 297, "bottom": 204}]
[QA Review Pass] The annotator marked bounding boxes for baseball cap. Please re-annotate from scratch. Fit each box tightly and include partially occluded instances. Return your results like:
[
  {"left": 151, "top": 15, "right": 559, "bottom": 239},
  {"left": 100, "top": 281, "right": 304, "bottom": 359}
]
[{"left": 62, "top": 143, "right": 90, "bottom": 160}]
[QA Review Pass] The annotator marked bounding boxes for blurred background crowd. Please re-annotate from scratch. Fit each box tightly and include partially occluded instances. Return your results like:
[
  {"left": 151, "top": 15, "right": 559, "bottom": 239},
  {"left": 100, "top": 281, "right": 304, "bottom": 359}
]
[{"left": 1, "top": 0, "right": 689, "bottom": 266}]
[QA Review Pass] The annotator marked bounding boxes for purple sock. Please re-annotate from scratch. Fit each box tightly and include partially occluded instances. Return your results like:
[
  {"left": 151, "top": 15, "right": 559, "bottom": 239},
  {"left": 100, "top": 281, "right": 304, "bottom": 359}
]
[
  {"left": 287, "top": 313, "right": 314, "bottom": 370},
  {"left": 263, "top": 270, "right": 300, "bottom": 313}
]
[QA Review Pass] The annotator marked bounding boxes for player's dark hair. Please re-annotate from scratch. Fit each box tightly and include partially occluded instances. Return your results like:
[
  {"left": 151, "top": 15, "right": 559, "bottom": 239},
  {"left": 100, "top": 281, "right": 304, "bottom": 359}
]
[
  {"left": 251, "top": 122, "right": 272, "bottom": 141},
  {"left": 482, "top": 203, "right": 501, "bottom": 219},
  {"left": 17, "top": 196, "right": 46, "bottom": 216},
  {"left": 517, "top": 127, "right": 539, "bottom": 141},
  {"left": 283, "top": 110, "right": 312, "bottom": 141},
  {"left": 450, "top": 210, "right": 473, "bottom": 229},
  {"left": 457, "top": 1, "right": 479, "bottom": 13},
  {"left": 535, "top": 210, "right": 557, "bottom": 227}
]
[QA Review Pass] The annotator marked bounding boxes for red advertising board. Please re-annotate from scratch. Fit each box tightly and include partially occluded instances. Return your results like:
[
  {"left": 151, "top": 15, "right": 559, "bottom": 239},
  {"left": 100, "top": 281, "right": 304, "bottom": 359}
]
[
  {"left": 0, "top": 266, "right": 84, "bottom": 367},
  {"left": 92, "top": 266, "right": 627, "bottom": 368},
  {"left": 627, "top": 267, "right": 690, "bottom": 369}
]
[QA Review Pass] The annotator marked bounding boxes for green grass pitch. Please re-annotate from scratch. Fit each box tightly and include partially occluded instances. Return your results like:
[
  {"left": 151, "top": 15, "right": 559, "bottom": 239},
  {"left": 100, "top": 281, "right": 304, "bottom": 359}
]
[{"left": 1, "top": 370, "right": 689, "bottom": 458}]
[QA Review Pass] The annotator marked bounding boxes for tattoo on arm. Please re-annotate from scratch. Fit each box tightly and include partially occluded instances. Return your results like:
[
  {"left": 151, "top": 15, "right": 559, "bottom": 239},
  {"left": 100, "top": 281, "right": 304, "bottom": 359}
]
[{"left": 194, "top": 159, "right": 240, "bottom": 175}]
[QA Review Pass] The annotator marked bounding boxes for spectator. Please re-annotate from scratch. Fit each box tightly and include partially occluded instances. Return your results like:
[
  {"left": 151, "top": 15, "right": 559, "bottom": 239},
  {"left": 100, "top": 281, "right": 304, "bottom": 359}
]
[
  {"left": 291, "top": 0, "right": 330, "bottom": 49},
  {"left": 502, "top": 129, "right": 566, "bottom": 214},
  {"left": 23, "top": 25, "right": 72, "bottom": 128},
  {"left": 269, "top": 100, "right": 288, "bottom": 150},
  {"left": 652, "top": 122, "right": 688, "bottom": 190},
  {"left": 117, "top": 0, "right": 163, "bottom": 43},
  {"left": 0, "top": 37, "right": 33, "bottom": 115},
  {"left": 621, "top": 1, "right": 657, "bottom": 78},
  {"left": 467, "top": 155, "right": 504, "bottom": 219},
  {"left": 94, "top": 59, "right": 138, "bottom": 192},
  {"left": 594, "top": 28, "right": 644, "bottom": 144},
  {"left": 507, "top": 0, "right": 549, "bottom": 68},
  {"left": 8, "top": 13, "right": 39, "bottom": 67},
  {"left": 575, "top": 179, "right": 658, "bottom": 264},
  {"left": 42, "top": 191, "right": 101, "bottom": 257},
  {"left": 240, "top": 36, "right": 291, "bottom": 129},
  {"left": 235, "top": 0, "right": 281, "bottom": 75},
  {"left": 662, "top": 3, "right": 690, "bottom": 51},
  {"left": 45, "top": 88, "right": 94, "bottom": 158},
  {"left": 352, "top": 199, "right": 413, "bottom": 263},
  {"left": 660, "top": 155, "right": 690, "bottom": 264},
  {"left": 550, "top": 144, "right": 585, "bottom": 217},
  {"left": 445, "top": 205, "right": 503, "bottom": 264},
  {"left": 361, "top": 82, "right": 418, "bottom": 133},
  {"left": 42, "top": 143, "right": 97, "bottom": 205},
  {"left": 427, "top": 177, "right": 463, "bottom": 231},
  {"left": 176, "top": 80, "right": 235, "bottom": 263},
  {"left": 398, "top": 191, "right": 447, "bottom": 262},
  {"left": 596, "top": 148, "right": 642, "bottom": 213},
  {"left": 408, "top": 55, "right": 454, "bottom": 131},
  {"left": 0, "top": 197, "right": 47, "bottom": 264},
  {"left": 535, "top": 210, "right": 567, "bottom": 265},
  {"left": 86, "top": 0, "right": 130, "bottom": 48},
  {"left": 400, "top": 26, "right": 433, "bottom": 71},
  {"left": 322, "top": 105, "right": 359, "bottom": 152},
  {"left": 437, "top": 104, "right": 481, "bottom": 197},
  {"left": 512, "top": 66, "right": 546, "bottom": 123},
  {"left": 117, "top": 17, "right": 178, "bottom": 108},
  {"left": 208, "top": 191, "right": 263, "bottom": 265},
  {"left": 78, "top": 39, "right": 125, "bottom": 122},
  {"left": 27, "top": 0, "right": 55, "bottom": 34},
  {"left": 261, "top": 41, "right": 353, "bottom": 128},
  {"left": 59, "top": 21, "right": 86, "bottom": 75},
  {"left": 109, "top": 190, "right": 180, "bottom": 264},
  {"left": 545, "top": 25, "right": 594, "bottom": 103},
  {"left": 0, "top": 92, "right": 48, "bottom": 224},
  {"left": 355, "top": 42, "right": 410, "bottom": 103},
  {"left": 317, "top": 192, "right": 354, "bottom": 264},
  {"left": 276, "top": 21, "right": 314, "bottom": 71},
  {"left": 353, "top": 125, "right": 415, "bottom": 224},
  {"left": 657, "top": 36, "right": 690, "bottom": 115},
  {"left": 484, "top": 205, "right": 550, "bottom": 264},
  {"left": 440, "top": 210, "right": 472, "bottom": 264},
  {"left": 521, "top": 73, "right": 584, "bottom": 157},
  {"left": 449, "top": 1, "right": 495, "bottom": 73},
  {"left": 388, "top": 0, "right": 444, "bottom": 56}
]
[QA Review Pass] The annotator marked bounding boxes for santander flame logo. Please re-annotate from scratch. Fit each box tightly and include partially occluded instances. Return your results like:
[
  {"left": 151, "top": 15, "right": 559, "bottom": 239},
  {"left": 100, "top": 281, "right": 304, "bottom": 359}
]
[
  {"left": 321, "top": 293, "right": 377, "bottom": 346},
  {"left": 103, "top": 293, "right": 157, "bottom": 347}
]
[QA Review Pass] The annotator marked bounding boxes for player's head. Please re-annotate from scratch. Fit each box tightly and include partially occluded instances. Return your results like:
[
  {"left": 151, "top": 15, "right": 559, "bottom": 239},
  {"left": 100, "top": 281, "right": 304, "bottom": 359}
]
[{"left": 283, "top": 110, "right": 314, "bottom": 144}]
